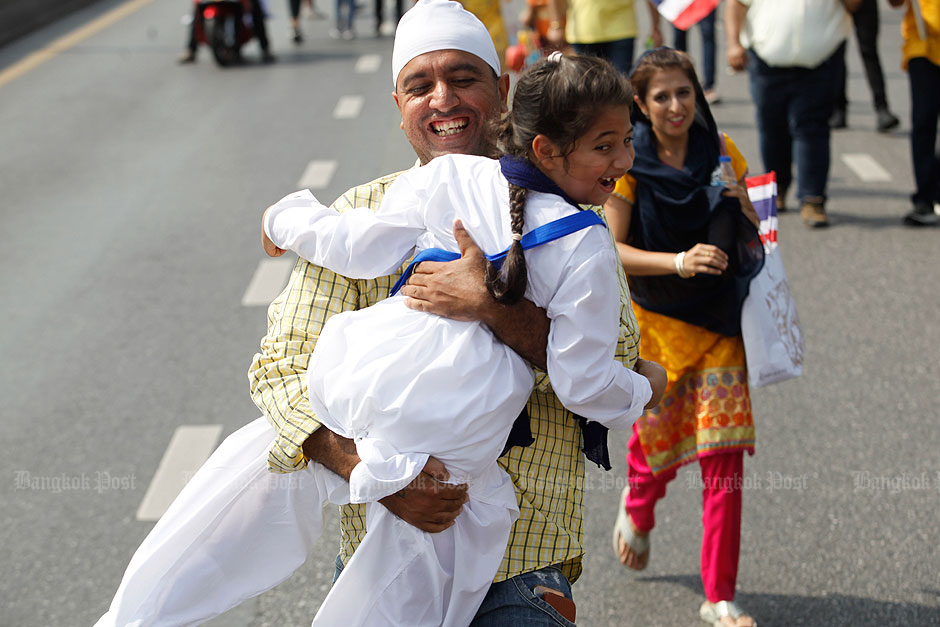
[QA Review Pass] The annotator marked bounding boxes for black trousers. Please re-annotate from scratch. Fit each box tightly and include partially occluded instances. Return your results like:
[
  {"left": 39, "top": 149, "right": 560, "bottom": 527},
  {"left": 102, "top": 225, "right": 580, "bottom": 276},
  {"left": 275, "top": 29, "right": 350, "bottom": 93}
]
[
  {"left": 909, "top": 57, "right": 940, "bottom": 205},
  {"left": 374, "top": 0, "right": 404, "bottom": 25},
  {"left": 835, "top": 0, "right": 889, "bottom": 112}
]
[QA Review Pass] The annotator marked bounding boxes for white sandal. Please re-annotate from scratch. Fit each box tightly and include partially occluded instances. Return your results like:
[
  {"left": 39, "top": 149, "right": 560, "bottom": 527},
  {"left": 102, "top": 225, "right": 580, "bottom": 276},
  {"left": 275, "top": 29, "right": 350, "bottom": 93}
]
[
  {"left": 699, "top": 600, "right": 758, "bottom": 627},
  {"left": 611, "top": 485, "right": 650, "bottom": 570}
]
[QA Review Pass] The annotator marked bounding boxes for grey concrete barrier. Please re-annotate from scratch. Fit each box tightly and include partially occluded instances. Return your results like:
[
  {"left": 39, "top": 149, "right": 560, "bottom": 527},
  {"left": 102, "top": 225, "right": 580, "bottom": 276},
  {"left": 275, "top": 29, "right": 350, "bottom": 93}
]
[{"left": 0, "top": 0, "right": 106, "bottom": 48}]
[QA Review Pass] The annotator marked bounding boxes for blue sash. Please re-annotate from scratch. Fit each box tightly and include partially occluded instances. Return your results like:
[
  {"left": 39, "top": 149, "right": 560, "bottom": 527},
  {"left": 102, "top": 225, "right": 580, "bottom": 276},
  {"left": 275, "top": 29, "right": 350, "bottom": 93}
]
[{"left": 389, "top": 210, "right": 605, "bottom": 297}]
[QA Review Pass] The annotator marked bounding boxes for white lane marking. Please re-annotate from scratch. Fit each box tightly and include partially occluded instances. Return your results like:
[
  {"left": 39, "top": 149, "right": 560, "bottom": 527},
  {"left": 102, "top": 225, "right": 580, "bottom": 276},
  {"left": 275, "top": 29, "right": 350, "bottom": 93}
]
[
  {"left": 241, "top": 258, "right": 294, "bottom": 306},
  {"left": 298, "top": 159, "right": 337, "bottom": 190},
  {"left": 355, "top": 54, "right": 382, "bottom": 74},
  {"left": 136, "top": 425, "right": 224, "bottom": 521},
  {"left": 0, "top": 0, "right": 155, "bottom": 89},
  {"left": 841, "top": 153, "right": 891, "bottom": 182},
  {"left": 333, "top": 95, "right": 364, "bottom": 119}
]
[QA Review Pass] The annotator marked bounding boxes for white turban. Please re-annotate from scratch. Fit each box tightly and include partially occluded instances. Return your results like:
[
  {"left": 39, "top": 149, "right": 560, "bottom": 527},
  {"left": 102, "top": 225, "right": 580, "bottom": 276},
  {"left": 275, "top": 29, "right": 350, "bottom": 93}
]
[{"left": 391, "top": 0, "right": 501, "bottom": 87}]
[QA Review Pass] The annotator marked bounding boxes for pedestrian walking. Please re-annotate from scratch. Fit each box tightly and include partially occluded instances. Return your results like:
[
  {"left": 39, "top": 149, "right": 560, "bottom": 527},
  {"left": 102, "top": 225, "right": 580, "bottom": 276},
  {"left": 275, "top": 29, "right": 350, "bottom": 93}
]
[
  {"left": 725, "top": 0, "right": 856, "bottom": 227},
  {"left": 888, "top": 0, "right": 939, "bottom": 226},
  {"left": 831, "top": 0, "right": 901, "bottom": 132},
  {"left": 603, "top": 47, "right": 764, "bottom": 627}
]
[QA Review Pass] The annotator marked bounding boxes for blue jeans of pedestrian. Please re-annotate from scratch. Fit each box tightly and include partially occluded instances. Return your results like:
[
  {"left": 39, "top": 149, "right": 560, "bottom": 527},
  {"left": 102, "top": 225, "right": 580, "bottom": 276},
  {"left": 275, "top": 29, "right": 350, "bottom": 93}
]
[
  {"left": 573, "top": 38, "right": 634, "bottom": 75},
  {"left": 908, "top": 57, "right": 940, "bottom": 205},
  {"left": 334, "top": 556, "right": 577, "bottom": 625},
  {"left": 747, "top": 46, "right": 842, "bottom": 204},
  {"left": 673, "top": 9, "right": 716, "bottom": 90}
]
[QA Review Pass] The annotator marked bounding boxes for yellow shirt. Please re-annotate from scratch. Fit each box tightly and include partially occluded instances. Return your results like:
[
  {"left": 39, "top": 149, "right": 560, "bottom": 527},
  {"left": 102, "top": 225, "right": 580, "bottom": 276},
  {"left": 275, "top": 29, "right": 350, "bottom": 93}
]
[
  {"left": 565, "top": 0, "right": 637, "bottom": 45},
  {"left": 613, "top": 133, "right": 748, "bottom": 204},
  {"left": 248, "top": 170, "right": 642, "bottom": 583},
  {"left": 899, "top": 0, "right": 940, "bottom": 69}
]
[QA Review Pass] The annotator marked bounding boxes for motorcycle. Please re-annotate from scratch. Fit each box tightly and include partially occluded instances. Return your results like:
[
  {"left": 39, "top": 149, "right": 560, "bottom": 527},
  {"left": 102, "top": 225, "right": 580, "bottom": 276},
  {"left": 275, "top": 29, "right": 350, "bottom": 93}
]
[{"left": 191, "top": 0, "right": 255, "bottom": 67}]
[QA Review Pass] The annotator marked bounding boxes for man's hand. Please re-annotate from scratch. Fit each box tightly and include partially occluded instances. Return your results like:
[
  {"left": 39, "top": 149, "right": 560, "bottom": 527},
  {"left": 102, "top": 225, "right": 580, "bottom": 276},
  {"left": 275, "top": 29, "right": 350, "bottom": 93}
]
[
  {"left": 724, "top": 0, "right": 749, "bottom": 72},
  {"left": 378, "top": 457, "right": 469, "bottom": 533},
  {"left": 262, "top": 206, "right": 286, "bottom": 257},
  {"left": 401, "top": 219, "right": 494, "bottom": 322},
  {"left": 401, "top": 220, "right": 550, "bottom": 369},
  {"left": 635, "top": 358, "right": 667, "bottom": 410}
]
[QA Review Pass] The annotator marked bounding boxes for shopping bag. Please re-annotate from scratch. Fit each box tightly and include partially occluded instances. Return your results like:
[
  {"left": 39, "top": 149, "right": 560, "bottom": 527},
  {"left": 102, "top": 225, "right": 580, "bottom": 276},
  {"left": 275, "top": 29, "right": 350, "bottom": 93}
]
[{"left": 740, "top": 172, "right": 805, "bottom": 387}]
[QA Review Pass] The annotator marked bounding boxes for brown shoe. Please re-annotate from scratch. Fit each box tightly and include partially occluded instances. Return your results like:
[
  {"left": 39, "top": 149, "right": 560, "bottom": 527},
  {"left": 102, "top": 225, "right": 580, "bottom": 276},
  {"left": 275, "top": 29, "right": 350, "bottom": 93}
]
[{"left": 800, "top": 200, "right": 828, "bottom": 228}]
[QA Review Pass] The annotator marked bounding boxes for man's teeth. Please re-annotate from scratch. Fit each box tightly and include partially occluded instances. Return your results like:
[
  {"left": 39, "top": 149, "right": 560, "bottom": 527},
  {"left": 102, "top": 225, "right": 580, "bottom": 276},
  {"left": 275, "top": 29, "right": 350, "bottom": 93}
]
[{"left": 432, "top": 120, "right": 468, "bottom": 136}]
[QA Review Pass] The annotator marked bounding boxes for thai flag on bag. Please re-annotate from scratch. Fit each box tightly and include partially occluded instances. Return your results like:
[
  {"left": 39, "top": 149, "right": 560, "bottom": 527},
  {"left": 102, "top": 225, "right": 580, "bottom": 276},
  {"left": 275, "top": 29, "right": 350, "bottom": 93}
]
[
  {"left": 650, "top": 0, "right": 720, "bottom": 31},
  {"left": 745, "top": 172, "right": 777, "bottom": 252}
]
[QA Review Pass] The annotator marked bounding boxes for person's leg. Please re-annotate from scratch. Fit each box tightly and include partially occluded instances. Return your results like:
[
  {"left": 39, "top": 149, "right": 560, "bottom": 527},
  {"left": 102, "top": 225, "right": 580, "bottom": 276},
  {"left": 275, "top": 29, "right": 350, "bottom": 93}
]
[
  {"left": 699, "top": 453, "right": 744, "bottom": 603},
  {"left": 748, "top": 50, "right": 794, "bottom": 202},
  {"left": 699, "top": 10, "right": 716, "bottom": 91},
  {"left": 905, "top": 57, "right": 940, "bottom": 224},
  {"left": 831, "top": 43, "right": 848, "bottom": 128},
  {"left": 790, "top": 45, "right": 841, "bottom": 212},
  {"left": 249, "top": 0, "right": 272, "bottom": 54},
  {"left": 625, "top": 429, "right": 675, "bottom": 535},
  {"left": 673, "top": 25, "right": 687, "bottom": 52},
  {"left": 180, "top": 5, "right": 201, "bottom": 62},
  {"left": 855, "top": 0, "right": 898, "bottom": 131},
  {"left": 605, "top": 37, "right": 635, "bottom": 75},
  {"left": 289, "top": 0, "right": 303, "bottom": 42},
  {"left": 470, "top": 566, "right": 577, "bottom": 626}
]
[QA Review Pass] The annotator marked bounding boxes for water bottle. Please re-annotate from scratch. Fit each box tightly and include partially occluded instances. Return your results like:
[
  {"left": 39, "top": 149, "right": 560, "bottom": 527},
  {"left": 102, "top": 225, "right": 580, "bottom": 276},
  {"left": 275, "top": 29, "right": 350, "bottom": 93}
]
[{"left": 718, "top": 155, "right": 736, "bottom": 186}]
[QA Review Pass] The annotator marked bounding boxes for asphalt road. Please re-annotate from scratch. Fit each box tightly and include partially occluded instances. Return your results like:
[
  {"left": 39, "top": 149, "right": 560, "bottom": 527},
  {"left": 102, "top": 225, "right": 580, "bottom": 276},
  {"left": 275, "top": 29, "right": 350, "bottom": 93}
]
[{"left": 0, "top": 1, "right": 938, "bottom": 626}]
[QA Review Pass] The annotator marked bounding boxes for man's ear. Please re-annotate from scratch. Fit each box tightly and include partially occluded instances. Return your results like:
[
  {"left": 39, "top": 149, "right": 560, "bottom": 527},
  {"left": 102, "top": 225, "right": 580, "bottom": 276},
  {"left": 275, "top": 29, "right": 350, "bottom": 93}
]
[
  {"left": 393, "top": 91, "right": 404, "bottom": 130},
  {"left": 497, "top": 73, "right": 510, "bottom": 113},
  {"left": 531, "top": 134, "right": 560, "bottom": 170}
]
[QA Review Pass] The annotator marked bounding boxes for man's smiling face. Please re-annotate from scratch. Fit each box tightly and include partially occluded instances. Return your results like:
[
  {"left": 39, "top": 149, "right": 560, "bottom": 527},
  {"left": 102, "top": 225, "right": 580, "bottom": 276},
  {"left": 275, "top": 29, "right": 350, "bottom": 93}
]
[{"left": 393, "top": 49, "right": 508, "bottom": 164}]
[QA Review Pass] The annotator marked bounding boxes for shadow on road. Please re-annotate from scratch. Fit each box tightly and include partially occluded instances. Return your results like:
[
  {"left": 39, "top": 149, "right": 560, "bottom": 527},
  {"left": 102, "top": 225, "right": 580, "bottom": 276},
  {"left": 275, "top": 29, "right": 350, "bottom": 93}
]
[{"left": 637, "top": 574, "right": 940, "bottom": 626}]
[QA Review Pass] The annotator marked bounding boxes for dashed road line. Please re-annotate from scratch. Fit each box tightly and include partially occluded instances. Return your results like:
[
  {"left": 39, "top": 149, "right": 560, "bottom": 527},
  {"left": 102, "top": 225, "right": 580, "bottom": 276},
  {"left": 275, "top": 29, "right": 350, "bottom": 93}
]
[
  {"left": 241, "top": 258, "right": 294, "bottom": 306},
  {"left": 333, "top": 95, "right": 365, "bottom": 119},
  {"left": 841, "top": 153, "right": 891, "bottom": 182},
  {"left": 355, "top": 54, "right": 382, "bottom": 74},
  {"left": 297, "top": 159, "right": 337, "bottom": 190},
  {"left": 136, "top": 425, "right": 223, "bottom": 521}
]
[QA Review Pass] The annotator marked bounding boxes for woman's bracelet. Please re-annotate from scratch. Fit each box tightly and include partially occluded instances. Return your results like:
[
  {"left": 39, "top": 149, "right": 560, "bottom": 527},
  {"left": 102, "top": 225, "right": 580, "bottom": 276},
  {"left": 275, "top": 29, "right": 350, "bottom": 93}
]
[{"left": 675, "top": 251, "right": 692, "bottom": 278}]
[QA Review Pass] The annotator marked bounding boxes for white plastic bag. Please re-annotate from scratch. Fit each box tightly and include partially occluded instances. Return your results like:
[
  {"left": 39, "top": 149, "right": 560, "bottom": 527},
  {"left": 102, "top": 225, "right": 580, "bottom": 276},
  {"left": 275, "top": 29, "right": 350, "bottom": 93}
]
[{"left": 741, "top": 173, "right": 805, "bottom": 387}]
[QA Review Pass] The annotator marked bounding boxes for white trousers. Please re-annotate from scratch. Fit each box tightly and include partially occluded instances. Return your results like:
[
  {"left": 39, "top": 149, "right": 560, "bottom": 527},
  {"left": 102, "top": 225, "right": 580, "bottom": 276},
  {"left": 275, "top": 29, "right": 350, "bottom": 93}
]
[{"left": 95, "top": 418, "right": 516, "bottom": 627}]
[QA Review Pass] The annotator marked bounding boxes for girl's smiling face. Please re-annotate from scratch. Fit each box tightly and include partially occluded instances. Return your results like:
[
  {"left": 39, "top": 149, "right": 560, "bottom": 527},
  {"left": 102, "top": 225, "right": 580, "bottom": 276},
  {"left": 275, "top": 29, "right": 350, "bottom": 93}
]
[
  {"left": 637, "top": 67, "right": 696, "bottom": 142},
  {"left": 542, "top": 105, "right": 635, "bottom": 207}
]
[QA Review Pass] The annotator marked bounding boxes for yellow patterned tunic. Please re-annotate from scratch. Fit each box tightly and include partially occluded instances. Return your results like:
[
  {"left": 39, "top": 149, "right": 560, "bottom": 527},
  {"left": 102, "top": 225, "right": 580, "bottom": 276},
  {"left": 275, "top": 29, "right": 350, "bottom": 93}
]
[
  {"left": 249, "top": 170, "right": 641, "bottom": 583},
  {"left": 612, "top": 133, "right": 755, "bottom": 476}
]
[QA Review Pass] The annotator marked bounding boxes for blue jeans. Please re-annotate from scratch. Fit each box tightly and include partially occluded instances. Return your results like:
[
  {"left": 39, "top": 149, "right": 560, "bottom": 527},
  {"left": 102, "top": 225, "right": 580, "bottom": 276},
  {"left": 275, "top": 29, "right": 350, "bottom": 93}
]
[
  {"left": 335, "top": 0, "right": 355, "bottom": 31},
  {"left": 572, "top": 38, "right": 634, "bottom": 75},
  {"left": 747, "top": 45, "right": 842, "bottom": 203},
  {"left": 908, "top": 57, "right": 940, "bottom": 205},
  {"left": 673, "top": 9, "right": 716, "bottom": 90},
  {"left": 334, "top": 556, "right": 577, "bottom": 625}
]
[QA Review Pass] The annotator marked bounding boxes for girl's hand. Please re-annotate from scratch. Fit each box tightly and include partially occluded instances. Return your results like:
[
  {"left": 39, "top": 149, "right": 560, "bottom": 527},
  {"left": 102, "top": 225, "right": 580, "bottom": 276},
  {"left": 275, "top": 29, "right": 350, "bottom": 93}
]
[
  {"left": 262, "top": 206, "right": 286, "bottom": 257},
  {"left": 635, "top": 358, "right": 667, "bottom": 410},
  {"left": 722, "top": 183, "right": 761, "bottom": 227},
  {"left": 681, "top": 243, "right": 728, "bottom": 276}
]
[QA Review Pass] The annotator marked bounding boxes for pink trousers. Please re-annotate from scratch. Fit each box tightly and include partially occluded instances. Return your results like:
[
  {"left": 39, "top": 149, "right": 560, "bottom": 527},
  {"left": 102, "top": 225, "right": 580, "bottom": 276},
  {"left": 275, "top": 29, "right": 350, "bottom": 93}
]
[{"left": 625, "top": 430, "right": 743, "bottom": 603}]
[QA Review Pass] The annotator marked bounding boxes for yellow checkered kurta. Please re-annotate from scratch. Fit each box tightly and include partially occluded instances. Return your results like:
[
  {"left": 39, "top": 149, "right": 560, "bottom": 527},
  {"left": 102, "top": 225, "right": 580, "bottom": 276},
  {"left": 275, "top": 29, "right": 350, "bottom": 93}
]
[{"left": 248, "top": 171, "right": 641, "bottom": 583}]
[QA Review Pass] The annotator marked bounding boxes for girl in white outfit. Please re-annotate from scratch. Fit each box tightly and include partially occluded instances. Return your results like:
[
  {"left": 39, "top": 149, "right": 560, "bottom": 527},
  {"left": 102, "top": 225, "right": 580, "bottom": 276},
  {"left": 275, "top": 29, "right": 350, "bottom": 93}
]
[{"left": 96, "top": 43, "right": 664, "bottom": 627}]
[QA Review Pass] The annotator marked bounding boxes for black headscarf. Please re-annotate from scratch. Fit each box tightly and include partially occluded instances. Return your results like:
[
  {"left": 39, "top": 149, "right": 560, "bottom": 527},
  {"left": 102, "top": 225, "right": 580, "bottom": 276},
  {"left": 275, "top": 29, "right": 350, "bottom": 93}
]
[{"left": 627, "top": 49, "right": 763, "bottom": 337}]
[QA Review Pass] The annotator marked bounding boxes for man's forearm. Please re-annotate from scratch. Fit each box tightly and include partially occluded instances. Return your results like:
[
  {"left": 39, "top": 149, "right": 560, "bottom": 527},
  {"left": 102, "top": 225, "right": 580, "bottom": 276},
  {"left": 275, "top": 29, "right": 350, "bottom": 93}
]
[
  {"left": 301, "top": 428, "right": 360, "bottom": 481},
  {"left": 725, "top": 1, "right": 747, "bottom": 49},
  {"left": 481, "top": 298, "right": 550, "bottom": 370}
]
